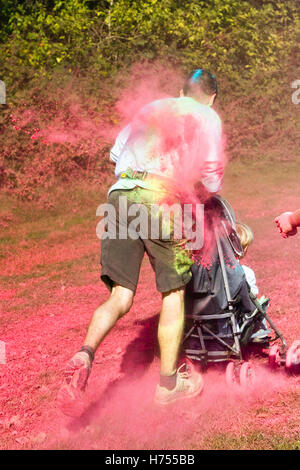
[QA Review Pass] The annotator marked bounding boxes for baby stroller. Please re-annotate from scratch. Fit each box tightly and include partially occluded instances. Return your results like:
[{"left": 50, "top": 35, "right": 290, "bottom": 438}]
[{"left": 182, "top": 195, "right": 299, "bottom": 384}]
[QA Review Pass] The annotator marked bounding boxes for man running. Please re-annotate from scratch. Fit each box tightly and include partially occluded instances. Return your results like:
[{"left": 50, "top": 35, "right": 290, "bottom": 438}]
[{"left": 57, "top": 69, "right": 225, "bottom": 414}]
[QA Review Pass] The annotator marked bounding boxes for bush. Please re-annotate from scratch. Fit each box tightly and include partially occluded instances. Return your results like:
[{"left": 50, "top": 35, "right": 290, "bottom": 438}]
[
  {"left": 0, "top": 76, "right": 115, "bottom": 199},
  {"left": 0, "top": 0, "right": 299, "bottom": 199},
  {"left": 1, "top": 0, "right": 299, "bottom": 88}
]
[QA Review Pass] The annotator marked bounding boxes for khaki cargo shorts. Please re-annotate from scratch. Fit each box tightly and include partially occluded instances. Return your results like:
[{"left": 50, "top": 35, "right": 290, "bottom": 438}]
[{"left": 100, "top": 188, "right": 193, "bottom": 293}]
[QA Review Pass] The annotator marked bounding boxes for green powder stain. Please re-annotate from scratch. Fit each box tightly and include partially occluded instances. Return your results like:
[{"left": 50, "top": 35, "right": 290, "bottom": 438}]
[
  {"left": 118, "top": 187, "right": 194, "bottom": 278},
  {"left": 173, "top": 243, "right": 194, "bottom": 276}
]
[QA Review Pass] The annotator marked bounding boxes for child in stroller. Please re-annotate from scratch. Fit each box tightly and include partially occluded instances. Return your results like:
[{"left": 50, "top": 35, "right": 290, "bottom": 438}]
[
  {"left": 235, "top": 222, "right": 257, "bottom": 295},
  {"left": 235, "top": 222, "right": 271, "bottom": 341},
  {"left": 182, "top": 195, "right": 287, "bottom": 384}
]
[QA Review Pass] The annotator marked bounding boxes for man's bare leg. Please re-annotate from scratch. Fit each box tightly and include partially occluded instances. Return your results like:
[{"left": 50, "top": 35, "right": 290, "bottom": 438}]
[
  {"left": 158, "top": 288, "right": 185, "bottom": 376},
  {"left": 155, "top": 287, "right": 203, "bottom": 404},
  {"left": 57, "top": 284, "right": 134, "bottom": 414},
  {"left": 83, "top": 284, "right": 134, "bottom": 351}
]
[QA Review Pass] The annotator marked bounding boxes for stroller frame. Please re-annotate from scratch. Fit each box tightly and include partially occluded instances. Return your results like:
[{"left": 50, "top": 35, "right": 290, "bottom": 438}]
[{"left": 182, "top": 222, "right": 287, "bottom": 370}]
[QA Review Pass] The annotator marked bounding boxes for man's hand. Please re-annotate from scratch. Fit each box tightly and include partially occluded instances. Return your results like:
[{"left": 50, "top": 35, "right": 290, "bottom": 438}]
[{"left": 275, "top": 212, "right": 298, "bottom": 238}]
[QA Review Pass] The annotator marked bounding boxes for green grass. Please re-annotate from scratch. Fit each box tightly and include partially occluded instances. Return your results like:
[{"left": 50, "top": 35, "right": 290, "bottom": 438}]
[
  {"left": 0, "top": 183, "right": 105, "bottom": 323},
  {"left": 1, "top": 157, "right": 299, "bottom": 251},
  {"left": 0, "top": 179, "right": 107, "bottom": 235},
  {"left": 0, "top": 236, "right": 12, "bottom": 244},
  {"left": 222, "top": 157, "right": 300, "bottom": 200},
  {"left": 201, "top": 432, "right": 300, "bottom": 450},
  {"left": 0, "top": 181, "right": 106, "bottom": 268}
]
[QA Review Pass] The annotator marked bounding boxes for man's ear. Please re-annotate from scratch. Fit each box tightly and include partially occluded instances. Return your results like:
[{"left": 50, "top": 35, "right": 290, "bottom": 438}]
[
  {"left": 179, "top": 89, "right": 184, "bottom": 97},
  {"left": 208, "top": 93, "right": 216, "bottom": 106}
]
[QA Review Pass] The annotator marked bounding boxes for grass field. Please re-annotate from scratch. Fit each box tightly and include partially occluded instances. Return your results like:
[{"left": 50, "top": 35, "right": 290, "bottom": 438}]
[{"left": 0, "top": 157, "right": 299, "bottom": 450}]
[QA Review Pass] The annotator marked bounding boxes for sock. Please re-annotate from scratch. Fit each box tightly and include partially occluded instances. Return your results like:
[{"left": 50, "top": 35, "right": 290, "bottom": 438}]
[
  {"left": 79, "top": 345, "right": 95, "bottom": 364},
  {"left": 160, "top": 371, "right": 177, "bottom": 390}
]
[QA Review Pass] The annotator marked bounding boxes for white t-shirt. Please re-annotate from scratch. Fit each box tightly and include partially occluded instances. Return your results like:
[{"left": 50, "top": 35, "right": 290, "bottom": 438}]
[
  {"left": 109, "top": 96, "right": 224, "bottom": 194},
  {"left": 241, "top": 264, "right": 259, "bottom": 296}
]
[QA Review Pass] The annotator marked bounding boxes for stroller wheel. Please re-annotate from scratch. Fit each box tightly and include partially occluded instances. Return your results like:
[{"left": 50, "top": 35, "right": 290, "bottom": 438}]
[
  {"left": 225, "top": 361, "right": 240, "bottom": 387},
  {"left": 268, "top": 344, "right": 281, "bottom": 370},
  {"left": 285, "top": 341, "right": 300, "bottom": 375},
  {"left": 239, "top": 361, "right": 255, "bottom": 387}
]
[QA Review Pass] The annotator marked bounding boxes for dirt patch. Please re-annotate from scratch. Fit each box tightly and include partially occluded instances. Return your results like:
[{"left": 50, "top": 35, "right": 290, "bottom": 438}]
[{"left": 0, "top": 159, "right": 299, "bottom": 450}]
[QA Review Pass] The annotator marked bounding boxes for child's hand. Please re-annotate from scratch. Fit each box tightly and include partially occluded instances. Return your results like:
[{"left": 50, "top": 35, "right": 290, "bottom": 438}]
[{"left": 275, "top": 212, "right": 298, "bottom": 238}]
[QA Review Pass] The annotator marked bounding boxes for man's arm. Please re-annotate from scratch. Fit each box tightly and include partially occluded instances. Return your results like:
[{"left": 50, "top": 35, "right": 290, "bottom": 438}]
[
  {"left": 110, "top": 124, "right": 131, "bottom": 163},
  {"left": 275, "top": 209, "right": 300, "bottom": 237},
  {"left": 200, "top": 112, "right": 225, "bottom": 194},
  {"left": 290, "top": 209, "right": 300, "bottom": 227}
]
